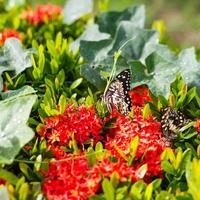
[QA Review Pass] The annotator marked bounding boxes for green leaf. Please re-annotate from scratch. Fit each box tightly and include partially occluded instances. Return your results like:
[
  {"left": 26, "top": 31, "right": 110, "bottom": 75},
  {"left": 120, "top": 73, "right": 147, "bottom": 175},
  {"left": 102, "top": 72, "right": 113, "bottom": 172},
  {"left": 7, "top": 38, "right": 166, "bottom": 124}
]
[
  {"left": 87, "top": 147, "right": 96, "bottom": 166},
  {"left": 128, "top": 135, "right": 139, "bottom": 166},
  {"left": 95, "top": 142, "right": 104, "bottom": 161},
  {"left": 130, "top": 180, "right": 146, "bottom": 200},
  {"left": 0, "top": 168, "right": 19, "bottom": 185},
  {"left": 155, "top": 191, "right": 176, "bottom": 200},
  {"left": 136, "top": 164, "right": 147, "bottom": 179},
  {"left": 110, "top": 172, "right": 119, "bottom": 189},
  {"left": 102, "top": 178, "right": 115, "bottom": 200},
  {"left": 0, "top": 86, "right": 37, "bottom": 164},
  {"left": 144, "top": 183, "right": 153, "bottom": 200},
  {"left": 80, "top": 24, "right": 158, "bottom": 88},
  {"left": 186, "top": 158, "right": 200, "bottom": 200},
  {"left": 63, "top": 0, "right": 93, "bottom": 25},
  {"left": 18, "top": 182, "right": 30, "bottom": 200},
  {"left": 70, "top": 24, "right": 110, "bottom": 51},
  {"left": 80, "top": 64, "right": 107, "bottom": 90},
  {"left": 97, "top": 5, "right": 145, "bottom": 36},
  {"left": 0, "top": 38, "right": 36, "bottom": 91},
  {"left": 161, "top": 160, "right": 175, "bottom": 175},
  {"left": 70, "top": 78, "right": 83, "bottom": 90},
  {"left": 58, "top": 94, "right": 67, "bottom": 114},
  {"left": 130, "top": 47, "right": 200, "bottom": 98},
  {"left": 1, "top": 85, "right": 35, "bottom": 100}
]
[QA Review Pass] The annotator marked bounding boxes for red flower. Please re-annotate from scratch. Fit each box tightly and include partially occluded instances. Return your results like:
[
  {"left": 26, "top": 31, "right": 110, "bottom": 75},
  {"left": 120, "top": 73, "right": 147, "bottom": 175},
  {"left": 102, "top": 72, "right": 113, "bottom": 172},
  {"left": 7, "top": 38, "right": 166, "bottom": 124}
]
[
  {"left": 0, "top": 179, "right": 6, "bottom": 185},
  {"left": 42, "top": 153, "right": 101, "bottom": 200},
  {"left": 104, "top": 106, "right": 170, "bottom": 180},
  {"left": 194, "top": 119, "right": 200, "bottom": 133},
  {"left": 129, "top": 86, "right": 151, "bottom": 107},
  {"left": 38, "top": 104, "right": 103, "bottom": 157},
  {"left": 0, "top": 29, "right": 21, "bottom": 46},
  {"left": 20, "top": 4, "right": 62, "bottom": 25},
  {"left": 95, "top": 158, "right": 144, "bottom": 182}
]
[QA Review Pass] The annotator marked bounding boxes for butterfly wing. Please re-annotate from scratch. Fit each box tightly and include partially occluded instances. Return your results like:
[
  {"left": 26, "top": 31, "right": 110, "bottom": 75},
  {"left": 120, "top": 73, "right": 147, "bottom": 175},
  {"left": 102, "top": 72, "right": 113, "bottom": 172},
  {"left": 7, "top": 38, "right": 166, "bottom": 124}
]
[
  {"left": 161, "top": 107, "right": 190, "bottom": 140},
  {"left": 102, "top": 69, "right": 132, "bottom": 115}
]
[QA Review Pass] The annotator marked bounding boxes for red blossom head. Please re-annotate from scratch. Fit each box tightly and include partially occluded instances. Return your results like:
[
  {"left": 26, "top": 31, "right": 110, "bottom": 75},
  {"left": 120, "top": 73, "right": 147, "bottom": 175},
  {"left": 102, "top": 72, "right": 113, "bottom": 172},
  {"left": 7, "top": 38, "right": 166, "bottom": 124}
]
[
  {"left": 104, "top": 105, "right": 170, "bottom": 180},
  {"left": 20, "top": 4, "right": 62, "bottom": 25},
  {"left": 129, "top": 86, "right": 151, "bottom": 107},
  {"left": 42, "top": 153, "right": 101, "bottom": 200},
  {"left": 0, "top": 29, "right": 22, "bottom": 46},
  {"left": 38, "top": 104, "right": 103, "bottom": 158}
]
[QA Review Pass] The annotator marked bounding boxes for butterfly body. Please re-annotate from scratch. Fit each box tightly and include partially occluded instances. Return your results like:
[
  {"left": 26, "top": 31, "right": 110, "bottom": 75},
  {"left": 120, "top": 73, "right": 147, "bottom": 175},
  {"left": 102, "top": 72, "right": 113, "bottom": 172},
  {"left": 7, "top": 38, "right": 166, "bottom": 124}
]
[
  {"left": 161, "top": 106, "right": 190, "bottom": 140},
  {"left": 101, "top": 69, "right": 132, "bottom": 115}
]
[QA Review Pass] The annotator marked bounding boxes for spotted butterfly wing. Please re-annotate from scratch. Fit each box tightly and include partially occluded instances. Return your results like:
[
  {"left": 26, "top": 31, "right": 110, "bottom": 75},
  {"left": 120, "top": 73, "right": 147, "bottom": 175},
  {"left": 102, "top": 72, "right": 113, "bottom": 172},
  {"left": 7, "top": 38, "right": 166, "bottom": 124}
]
[
  {"left": 101, "top": 69, "right": 132, "bottom": 115},
  {"left": 161, "top": 106, "right": 190, "bottom": 140}
]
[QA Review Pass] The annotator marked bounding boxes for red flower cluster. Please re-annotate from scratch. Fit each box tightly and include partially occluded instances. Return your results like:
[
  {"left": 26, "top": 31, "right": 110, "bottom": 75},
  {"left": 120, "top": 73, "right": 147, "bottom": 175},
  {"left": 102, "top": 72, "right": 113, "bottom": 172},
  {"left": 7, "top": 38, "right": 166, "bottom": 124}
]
[
  {"left": 39, "top": 104, "right": 103, "bottom": 157},
  {"left": 129, "top": 86, "right": 151, "bottom": 106},
  {"left": 42, "top": 153, "right": 101, "bottom": 200},
  {"left": 0, "top": 29, "right": 21, "bottom": 46},
  {"left": 20, "top": 4, "right": 62, "bottom": 25},
  {"left": 105, "top": 106, "right": 170, "bottom": 180},
  {"left": 41, "top": 86, "right": 169, "bottom": 199}
]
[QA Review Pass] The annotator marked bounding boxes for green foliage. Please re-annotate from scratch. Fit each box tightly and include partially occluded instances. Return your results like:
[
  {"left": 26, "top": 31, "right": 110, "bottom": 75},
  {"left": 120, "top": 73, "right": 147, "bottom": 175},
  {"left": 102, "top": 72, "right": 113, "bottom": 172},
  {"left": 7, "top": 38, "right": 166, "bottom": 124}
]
[{"left": 0, "top": 86, "right": 36, "bottom": 164}]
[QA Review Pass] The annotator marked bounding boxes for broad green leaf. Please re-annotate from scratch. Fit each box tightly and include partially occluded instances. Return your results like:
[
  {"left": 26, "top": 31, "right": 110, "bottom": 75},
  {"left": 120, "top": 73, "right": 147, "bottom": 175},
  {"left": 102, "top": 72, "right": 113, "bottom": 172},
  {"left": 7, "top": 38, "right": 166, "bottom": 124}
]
[
  {"left": 72, "top": 5, "right": 145, "bottom": 50},
  {"left": 79, "top": 5, "right": 159, "bottom": 89},
  {"left": 97, "top": 5, "right": 145, "bottom": 36},
  {"left": 0, "top": 38, "right": 36, "bottom": 91},
  {"left": 2, "top": 38, "right": 36, "bottom": 74},
  {"left": 63, "top": 0, "right": 93, "bottom": 25},
  {"left": 1, "top": 85, "right": 35, "bottom": 100},
  {"left": 70, "top": 24, "right": 110, "bottom": 51},
  {"left": 130, "top": 47, "right": 200, "bottom": 98},
  {"left": 80, "top": 27, "right": 158, "bottom": 88},
  {"left": 0, "top": 86, "right": 37, "bottom": 164},
  {"left": 80, "top": 64, "right": 107, "bottom": 90}
]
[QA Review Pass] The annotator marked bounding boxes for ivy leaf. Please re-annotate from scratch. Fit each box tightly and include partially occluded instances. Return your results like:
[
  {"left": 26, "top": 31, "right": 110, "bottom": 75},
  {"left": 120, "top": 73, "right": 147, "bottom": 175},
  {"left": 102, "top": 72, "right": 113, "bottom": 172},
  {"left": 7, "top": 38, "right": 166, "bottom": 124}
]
[
  {"left": 97, "top": 5, "right": 145, "bottom": 36},
  {"left": 72, "top": 4, "right": 145, "bottom": 50},
  {"left": 70, "top": 24, "right": 110, "bottom": 51},
  {"left": 130, "top": 46, "right": 200, "bottom": 98},
  {"left": 0, "top": 86, "right": 37, "bottom": 164},
  {"left": 80, "top": 25, "right": 158, "bottom": 89},
  {"left": 0, "top": 38, "right": 36, "bottom": 91},
  {"left": 63, "top": 0, "right": 93, "bottom": 25}
]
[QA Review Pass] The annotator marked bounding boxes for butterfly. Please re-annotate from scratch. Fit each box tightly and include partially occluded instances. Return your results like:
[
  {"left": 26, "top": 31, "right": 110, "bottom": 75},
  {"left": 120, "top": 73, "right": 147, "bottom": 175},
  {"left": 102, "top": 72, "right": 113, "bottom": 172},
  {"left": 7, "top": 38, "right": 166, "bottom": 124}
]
[
  {"left": 160, "top": 106, "right": 190, "bottom": 140},
  {"left": 101, "top": 69, "right": 132, "bottom": 115}
]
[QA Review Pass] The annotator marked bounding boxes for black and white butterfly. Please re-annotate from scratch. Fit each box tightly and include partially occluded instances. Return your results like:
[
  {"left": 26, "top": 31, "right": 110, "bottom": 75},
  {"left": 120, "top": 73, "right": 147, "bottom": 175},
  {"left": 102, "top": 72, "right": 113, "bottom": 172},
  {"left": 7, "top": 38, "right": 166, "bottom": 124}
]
[
  {"left": 101, "top": 69, "right": 132, "bottom": 116},
  {"left": 161, "top": 106, "right": 190, "bottom": 140}
]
